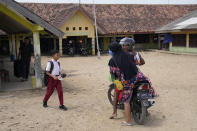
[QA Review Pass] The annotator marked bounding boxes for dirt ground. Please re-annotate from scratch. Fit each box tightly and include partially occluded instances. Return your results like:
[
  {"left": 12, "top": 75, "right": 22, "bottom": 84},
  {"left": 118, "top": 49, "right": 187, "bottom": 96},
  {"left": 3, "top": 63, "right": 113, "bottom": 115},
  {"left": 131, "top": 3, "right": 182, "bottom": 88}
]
[{"left": 0, "top": 51, "right": 197, "bottom": 131}]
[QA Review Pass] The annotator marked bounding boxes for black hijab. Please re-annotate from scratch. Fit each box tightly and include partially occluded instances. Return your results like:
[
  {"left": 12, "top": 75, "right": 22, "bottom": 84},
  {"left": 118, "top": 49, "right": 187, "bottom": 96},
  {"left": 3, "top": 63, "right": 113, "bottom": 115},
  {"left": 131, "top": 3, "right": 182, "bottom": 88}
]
[{"left": 109, "top": 42, "right": 138, "bottom": 80}]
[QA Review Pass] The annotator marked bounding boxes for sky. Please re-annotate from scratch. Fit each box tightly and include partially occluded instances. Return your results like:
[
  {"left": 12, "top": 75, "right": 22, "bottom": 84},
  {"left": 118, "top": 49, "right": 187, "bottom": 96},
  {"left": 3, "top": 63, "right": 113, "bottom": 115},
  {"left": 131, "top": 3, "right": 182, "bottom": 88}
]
[{"left": 15, "top": 0, "right": 197, "bottom": 4}]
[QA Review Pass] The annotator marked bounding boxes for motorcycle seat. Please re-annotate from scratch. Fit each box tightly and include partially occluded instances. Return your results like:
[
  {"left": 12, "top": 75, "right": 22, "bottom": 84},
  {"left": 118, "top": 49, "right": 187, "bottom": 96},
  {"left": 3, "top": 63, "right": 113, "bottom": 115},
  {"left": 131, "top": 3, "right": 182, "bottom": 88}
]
[{"left": 135, "top": 80, "right": 149, "bottom": 85}]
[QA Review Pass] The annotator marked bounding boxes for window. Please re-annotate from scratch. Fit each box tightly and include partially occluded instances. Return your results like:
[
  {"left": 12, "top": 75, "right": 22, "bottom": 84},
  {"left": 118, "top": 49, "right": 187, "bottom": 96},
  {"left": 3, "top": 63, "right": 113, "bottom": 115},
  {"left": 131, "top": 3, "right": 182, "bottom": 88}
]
[
  {"left": 79, "top": 27, "right": 82, "bottom": 30},
  {"left": 73, "top": 27, "right": 76, "bottom": 31},
  {"left": 85, "top": 27, "right": 88, "bottom": 30},
  {"left": 66, "top": 27, "right": 69, "bottom": 31}
]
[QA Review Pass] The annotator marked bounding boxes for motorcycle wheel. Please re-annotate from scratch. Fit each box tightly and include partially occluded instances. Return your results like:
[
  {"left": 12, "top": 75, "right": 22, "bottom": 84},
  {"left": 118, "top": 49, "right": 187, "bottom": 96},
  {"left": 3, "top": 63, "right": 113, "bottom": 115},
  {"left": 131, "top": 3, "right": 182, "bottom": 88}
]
[
  {"left": 108, "top": 84, "right": 124, "bottom": 110},
  {"left": 132, "top": 97, "right": 147, "bottom": 125}
]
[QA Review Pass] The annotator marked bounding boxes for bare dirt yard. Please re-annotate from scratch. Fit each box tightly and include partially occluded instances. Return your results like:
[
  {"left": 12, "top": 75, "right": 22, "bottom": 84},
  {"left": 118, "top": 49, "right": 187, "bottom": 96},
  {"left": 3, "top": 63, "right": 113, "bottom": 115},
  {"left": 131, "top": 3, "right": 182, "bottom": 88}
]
[{"left": 0, "top": 51, "right": 197, "bottom": 131}]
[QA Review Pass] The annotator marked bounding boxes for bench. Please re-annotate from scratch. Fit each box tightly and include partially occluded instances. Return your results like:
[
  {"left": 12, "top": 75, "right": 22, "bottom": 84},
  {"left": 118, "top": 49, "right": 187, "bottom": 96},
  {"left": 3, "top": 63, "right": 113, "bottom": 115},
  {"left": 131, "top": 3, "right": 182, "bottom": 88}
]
[{"left": 0, "top": 69, "right": 10, "bottom": 82}]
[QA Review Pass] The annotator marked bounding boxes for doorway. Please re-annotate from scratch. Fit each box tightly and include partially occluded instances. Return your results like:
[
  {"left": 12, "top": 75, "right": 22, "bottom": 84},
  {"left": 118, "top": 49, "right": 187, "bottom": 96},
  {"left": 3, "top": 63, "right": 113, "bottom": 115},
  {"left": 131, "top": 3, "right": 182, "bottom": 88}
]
[{"left": 62, "top": 36, "right": 92, "bottom": 55}]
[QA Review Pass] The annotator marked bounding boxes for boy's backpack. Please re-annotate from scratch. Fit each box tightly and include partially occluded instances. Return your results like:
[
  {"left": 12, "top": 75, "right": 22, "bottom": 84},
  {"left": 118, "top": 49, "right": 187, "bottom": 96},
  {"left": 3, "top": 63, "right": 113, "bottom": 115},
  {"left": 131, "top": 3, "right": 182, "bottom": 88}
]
[{"left": 44, "top": 61, "right": 60, "bottom": 86}]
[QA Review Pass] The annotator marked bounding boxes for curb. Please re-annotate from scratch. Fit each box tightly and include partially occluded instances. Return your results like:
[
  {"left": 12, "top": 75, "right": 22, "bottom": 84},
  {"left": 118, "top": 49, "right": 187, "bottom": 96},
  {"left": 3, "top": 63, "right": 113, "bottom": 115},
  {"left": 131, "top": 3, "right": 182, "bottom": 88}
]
[{"left": 148, "top": 49, "right": 197, "bottom": 56}]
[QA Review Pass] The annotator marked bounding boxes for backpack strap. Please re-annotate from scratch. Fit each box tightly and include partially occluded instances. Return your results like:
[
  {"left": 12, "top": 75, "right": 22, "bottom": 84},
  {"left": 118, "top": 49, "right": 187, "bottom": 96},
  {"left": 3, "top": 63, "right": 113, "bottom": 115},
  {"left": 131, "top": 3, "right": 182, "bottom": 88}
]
[{"left": 49, "top": 61, "right": 54, "bottom": 74}]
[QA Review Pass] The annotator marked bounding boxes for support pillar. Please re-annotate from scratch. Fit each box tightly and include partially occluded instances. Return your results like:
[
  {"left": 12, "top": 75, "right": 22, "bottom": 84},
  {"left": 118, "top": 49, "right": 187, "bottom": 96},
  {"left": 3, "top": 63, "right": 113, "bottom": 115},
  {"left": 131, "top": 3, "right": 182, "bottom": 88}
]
[
  {"left": 0, "top": 76, "right": 1, "bottom": 89},
  {"left": 33, "top": 31, "right": 42, "bottom": 88},
  {"left": 11, "top": 34, "right": 16, "bottom": 60},
  {"left": 131, "top": 34, "right": 134, "bottom": 39},
  {"left": 53, "top": 38, "right": 57, "bottom": 50},
  {"left": 149, "top": 34, "right": 153, "bottom": 44},
  {"left": 92, "top": 37, "right": 95, "bottom": 55},
  {"left": 169, "top": 42, "right": 172, "bottom": 51},
  {"left": 186, "top": 33, "right": 189, "bottom": 48},
  {"left": 16, "top": 35, "right": 20, "bottom": 56},
  {"left": 59, "top": 38, "right": 63, "bottom": 56},
  {"left": 112, "top": 36, "right": 116, "bottom": 42},
  {"left": 158, "top": 34, "right": 161, "bottom": 49},
  {"left": 8, "top": 35, "right": 12, "bottom": 55}
]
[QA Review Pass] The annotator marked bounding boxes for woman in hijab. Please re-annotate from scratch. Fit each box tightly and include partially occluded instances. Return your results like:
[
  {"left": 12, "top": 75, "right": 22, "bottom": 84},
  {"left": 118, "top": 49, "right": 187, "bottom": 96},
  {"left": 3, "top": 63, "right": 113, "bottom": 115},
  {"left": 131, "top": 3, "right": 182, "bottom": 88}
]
[{"left": 108, "top": 42, "right": 138, "bottom": 126}]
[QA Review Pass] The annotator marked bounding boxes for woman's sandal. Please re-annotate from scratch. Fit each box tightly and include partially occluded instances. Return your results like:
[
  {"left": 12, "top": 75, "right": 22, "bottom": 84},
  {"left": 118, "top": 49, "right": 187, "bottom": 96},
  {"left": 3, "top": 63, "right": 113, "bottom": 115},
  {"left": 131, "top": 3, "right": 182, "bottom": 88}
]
[
  {"left": 109, "top": 114, "right": 117, "bottom": 119},
  {"left": 121, "top": 121, "right": 134, "bottom": 126}
]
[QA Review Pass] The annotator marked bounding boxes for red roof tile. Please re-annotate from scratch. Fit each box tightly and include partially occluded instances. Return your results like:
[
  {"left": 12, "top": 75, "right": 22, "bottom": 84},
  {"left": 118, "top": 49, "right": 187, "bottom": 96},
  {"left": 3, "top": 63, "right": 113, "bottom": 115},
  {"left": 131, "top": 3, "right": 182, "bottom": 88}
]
[{"left": 21, "top": 3, "right": 197, "bottom": 34}]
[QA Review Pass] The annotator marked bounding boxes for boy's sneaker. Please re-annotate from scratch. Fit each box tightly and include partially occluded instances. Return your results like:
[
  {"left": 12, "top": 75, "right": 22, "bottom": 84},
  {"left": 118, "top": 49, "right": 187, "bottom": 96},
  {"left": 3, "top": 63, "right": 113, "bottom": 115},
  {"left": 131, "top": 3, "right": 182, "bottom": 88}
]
[
  {"left": 43, "top": 101, "right": 48, "bottom": 108},
  {"left": 59, "top": 105, "right": 67, "bottom": 111}
]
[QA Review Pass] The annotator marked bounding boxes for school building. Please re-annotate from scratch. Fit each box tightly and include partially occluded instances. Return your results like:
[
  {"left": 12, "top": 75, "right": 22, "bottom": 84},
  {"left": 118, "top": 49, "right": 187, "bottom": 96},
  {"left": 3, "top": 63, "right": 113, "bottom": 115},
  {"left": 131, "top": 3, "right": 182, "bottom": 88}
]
[
  {"left": 1, "top": 0, "right": 197, "bottom": 89},
  {"left": 2, "top": 2, "right": 197, "bottom": 56},
  {"left": 156, "top": 10, "right": 197, "bottom": 53}
]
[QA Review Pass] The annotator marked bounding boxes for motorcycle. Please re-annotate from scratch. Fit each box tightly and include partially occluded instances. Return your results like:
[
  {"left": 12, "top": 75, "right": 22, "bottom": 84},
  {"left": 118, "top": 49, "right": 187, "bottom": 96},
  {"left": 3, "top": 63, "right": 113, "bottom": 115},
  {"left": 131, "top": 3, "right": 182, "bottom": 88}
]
[
  {"left": 68, "top": 47, "right": 74, "bottom": 56},
  {"left": 80, "top": 47, "right": 88, "bottom": 56},
  {"left": 108, "top": 80, "right": 155, "bottom": 125}
]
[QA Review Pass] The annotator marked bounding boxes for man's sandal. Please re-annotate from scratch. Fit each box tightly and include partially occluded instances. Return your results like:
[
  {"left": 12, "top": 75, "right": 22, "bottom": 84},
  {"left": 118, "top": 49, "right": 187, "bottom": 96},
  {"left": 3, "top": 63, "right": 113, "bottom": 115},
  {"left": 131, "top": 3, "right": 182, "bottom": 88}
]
[{"left": 109, "top": 114, "right": 117, "bottom": 119}]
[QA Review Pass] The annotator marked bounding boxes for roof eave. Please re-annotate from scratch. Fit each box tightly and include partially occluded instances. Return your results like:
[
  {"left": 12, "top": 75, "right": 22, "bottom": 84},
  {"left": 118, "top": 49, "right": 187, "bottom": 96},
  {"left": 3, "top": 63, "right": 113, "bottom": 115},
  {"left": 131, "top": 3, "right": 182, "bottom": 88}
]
[
  {"left": 155, "top": 29, "right": 181, "bottom": 33},
  {"left": 1, "top": 0, "right": 64, "bottom": 38}
]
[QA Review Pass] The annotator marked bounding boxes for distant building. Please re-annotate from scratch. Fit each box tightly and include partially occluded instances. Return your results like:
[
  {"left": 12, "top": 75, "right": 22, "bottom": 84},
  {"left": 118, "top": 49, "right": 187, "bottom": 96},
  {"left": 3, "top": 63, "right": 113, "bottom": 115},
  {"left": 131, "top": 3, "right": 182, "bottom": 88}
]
[
  {"left": 1, "top": 2, "right": 197, "bottom": 55},
  {"left": 156, "top": 10, "right": 197, "bottom": 53}
]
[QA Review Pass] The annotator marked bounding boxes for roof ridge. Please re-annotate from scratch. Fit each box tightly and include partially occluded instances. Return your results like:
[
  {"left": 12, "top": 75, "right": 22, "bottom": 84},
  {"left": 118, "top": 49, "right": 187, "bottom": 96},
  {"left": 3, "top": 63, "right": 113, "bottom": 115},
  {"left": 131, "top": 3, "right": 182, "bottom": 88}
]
[{"left": 20, "top": 3, "right": 197, "bottom": 6}]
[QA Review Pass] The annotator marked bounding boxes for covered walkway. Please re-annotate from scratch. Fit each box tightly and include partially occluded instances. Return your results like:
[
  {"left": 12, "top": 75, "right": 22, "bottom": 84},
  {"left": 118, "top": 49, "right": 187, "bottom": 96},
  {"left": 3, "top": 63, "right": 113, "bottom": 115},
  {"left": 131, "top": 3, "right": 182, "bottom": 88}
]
[{"left": 0, "top": 0, "right": 64, "bottom": 90}]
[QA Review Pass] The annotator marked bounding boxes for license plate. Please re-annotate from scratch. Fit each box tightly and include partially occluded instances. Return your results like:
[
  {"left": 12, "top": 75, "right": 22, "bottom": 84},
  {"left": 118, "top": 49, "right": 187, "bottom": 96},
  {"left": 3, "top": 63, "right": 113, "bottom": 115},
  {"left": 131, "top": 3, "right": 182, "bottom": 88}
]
[
  {"left": 142, "top": 100, "right": 149, "bottom": 107},
  {"left": 137, "top": 92, "right": 152, "bottom": 99}
]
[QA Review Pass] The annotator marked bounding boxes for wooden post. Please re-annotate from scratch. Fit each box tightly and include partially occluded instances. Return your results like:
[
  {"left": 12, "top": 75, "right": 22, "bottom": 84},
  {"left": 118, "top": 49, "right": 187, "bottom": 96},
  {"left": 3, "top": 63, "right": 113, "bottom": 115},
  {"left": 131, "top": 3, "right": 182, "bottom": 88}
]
[
  {"left": 59, "top": 38, "right": 63, "bottom": 56},
  {"left": 186, "top": 33, "right": 189, "bottom": 48},
  {"left": 33, "top": 31, "right": 42, "bottom": 88},
  {"left": 92, "top": 37, "right": 95, "bottom": 55},
  {"left": 53, "top": 38, "right": 57, "bottom": 50}
]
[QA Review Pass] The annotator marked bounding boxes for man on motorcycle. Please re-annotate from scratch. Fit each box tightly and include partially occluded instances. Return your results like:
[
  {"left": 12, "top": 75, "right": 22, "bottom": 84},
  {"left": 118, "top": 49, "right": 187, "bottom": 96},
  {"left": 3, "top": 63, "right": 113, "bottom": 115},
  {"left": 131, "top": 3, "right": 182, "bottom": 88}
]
[
  {"left": 109, "top": 37, "right": 145, "bottom": 120},
  {"left": 120, "top": 37, "right": 145, "bottom": 66},
  {"left": 108, "top": 38, "right": 155, "bottom": 126}
]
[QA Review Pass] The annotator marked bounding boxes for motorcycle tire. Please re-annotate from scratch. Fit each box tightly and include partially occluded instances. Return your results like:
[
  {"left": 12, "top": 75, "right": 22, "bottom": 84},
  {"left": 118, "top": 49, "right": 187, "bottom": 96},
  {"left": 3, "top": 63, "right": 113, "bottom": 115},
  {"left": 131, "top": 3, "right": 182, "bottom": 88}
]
[{"left": 132, "top": 97, "right": 147, "bottom": 125}]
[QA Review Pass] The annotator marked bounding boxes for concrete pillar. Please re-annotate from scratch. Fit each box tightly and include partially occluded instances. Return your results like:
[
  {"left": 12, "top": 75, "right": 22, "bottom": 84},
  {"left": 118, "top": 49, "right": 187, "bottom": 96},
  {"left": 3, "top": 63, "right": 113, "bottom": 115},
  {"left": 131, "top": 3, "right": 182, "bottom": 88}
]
[
  {"left": 158, "top": 34, "right": 161, "bottom": 49},
  {"left": 59, "top": 38, "right": 63, "bottom": 56},
  {"left": 8, "top": 35, "right": 12, "bottom": 55},
  {"left": 131, "top": 34, "right": 134, "bottom": 39},
  {"left": 33, "top": 31, "right": 42, "bottom": 88},
  {"left": 0, "top": 76, "right": 1, "bottom": 89},
  {"left": 186, "top": 33, "right": 189, "bottom": 48},
  {"left": 92, "top": 37, "right": 95, "bottom": 55},
  {"left": 16, "top": 35, "right": 20, "bottom": 56},
  {"left": 53, "top": 38, "right": 57, "bottom": 50},
  {"left": 149, "top": 34, "right": 153, "bottom": 44},
  {"left": 11, "top": 34, "right": 16, "bottom": 59},
  {"left": 169, "top": 42, "right": 172, "bottom": 51},
  {"left": 112, "top": 36, "right": 116, "bottom": 42}
]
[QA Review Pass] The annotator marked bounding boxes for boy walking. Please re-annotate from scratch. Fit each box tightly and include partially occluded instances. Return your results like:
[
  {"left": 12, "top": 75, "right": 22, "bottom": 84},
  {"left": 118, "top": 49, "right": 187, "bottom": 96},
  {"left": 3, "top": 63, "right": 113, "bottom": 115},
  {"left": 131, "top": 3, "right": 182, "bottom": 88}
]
[{"left": 43, "top": 50, "right": 67, "bottom": 111}]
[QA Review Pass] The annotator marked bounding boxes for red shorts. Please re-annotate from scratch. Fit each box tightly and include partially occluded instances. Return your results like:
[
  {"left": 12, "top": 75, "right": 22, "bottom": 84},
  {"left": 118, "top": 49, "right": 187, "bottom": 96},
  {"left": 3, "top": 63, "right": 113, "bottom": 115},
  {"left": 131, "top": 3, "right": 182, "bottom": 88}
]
[
  {"left": 115, "top": 87, "right": 122, "bottom": 102},
  {"left": 115, "top": 87, "right": 122, "bottom": 93}
]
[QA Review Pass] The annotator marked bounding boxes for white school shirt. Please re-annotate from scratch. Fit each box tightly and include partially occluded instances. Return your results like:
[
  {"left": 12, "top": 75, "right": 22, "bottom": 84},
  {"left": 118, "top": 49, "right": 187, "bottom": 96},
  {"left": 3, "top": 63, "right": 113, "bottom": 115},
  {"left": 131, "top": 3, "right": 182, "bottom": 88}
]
[
  {"left": 135, "top": 52, "right": 140, "bottom": 65},
  {"left": 46, "top": 59, "right": 61, "bottom": 76},
  {"left": 134, "top": 52, "right": 140, "bottom": 69}
]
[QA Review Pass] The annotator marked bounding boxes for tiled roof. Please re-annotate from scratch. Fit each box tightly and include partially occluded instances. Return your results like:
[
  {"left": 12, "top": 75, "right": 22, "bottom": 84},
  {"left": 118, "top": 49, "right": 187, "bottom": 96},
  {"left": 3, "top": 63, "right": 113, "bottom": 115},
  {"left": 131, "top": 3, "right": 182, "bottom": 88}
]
[
  {"left": 21, "top": 3, "right": 197, "bottom": 34},
  {"left": 156, "top": 10, "right": 197, "bottom": 33}
]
